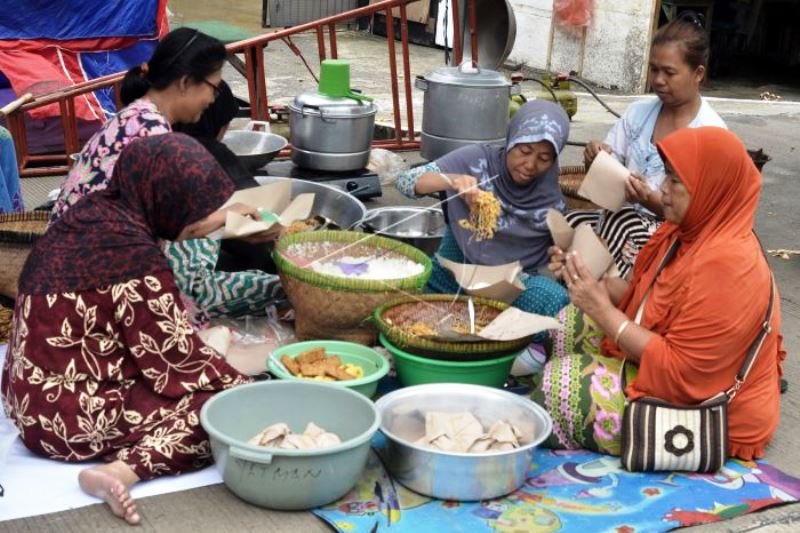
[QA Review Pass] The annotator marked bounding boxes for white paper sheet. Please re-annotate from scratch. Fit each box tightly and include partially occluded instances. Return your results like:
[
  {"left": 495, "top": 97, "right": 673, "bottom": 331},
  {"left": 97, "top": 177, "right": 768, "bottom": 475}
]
[
  {"left": 477, "top": 307, "right": 561, "bottom": 341},
  {"left": 436, "top": 256, "right": 525, "bottom": 304},
  {"left": 545, "top": 209, "right": 614, "bottom": 280},
  {"left": 578, "top": 150, "right": 630, "bottom": 211},
  {"left": 0, "top": 344, "right": 223, "bottom": 522},
  {"left": 221, "top": 182, "right": 314, "bottom": 239}
]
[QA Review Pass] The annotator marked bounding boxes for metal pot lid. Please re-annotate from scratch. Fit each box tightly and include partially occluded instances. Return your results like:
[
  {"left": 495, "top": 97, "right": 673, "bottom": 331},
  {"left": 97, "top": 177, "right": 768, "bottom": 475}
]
[
  {"left": 422, "top": 62, "right": 510, "bottom": 87},
  {"left": 289, "top": 91, "right": 377, "bottom": 118}
]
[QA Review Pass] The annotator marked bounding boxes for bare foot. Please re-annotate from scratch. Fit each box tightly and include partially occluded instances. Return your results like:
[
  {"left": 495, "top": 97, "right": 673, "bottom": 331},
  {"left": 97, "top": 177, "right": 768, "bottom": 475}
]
[{"left": 79, "top": 461, "right": 141, "bottom": 525}]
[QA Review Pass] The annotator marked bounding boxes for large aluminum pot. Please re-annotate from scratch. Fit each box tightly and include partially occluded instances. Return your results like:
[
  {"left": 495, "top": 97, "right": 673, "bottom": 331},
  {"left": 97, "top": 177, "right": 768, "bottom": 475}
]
[
  {"left": 289, "top": 91, "right": 377, "bottom": 171},
  {"left": 416, "top": 62, "right": 519, "bottom": 161},
  {"left": 359, "top": 206, "right": 445, "bottom": 256},
  {"left": 375, "top": 383, "right": 552, "bottom": 501},
  {"left": 254, "top": 176, "right": 366, "bottom": 230}
]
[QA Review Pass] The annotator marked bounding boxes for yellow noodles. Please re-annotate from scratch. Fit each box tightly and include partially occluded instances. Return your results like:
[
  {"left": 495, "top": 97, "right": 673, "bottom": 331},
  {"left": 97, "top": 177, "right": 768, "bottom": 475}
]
[
  {"left": 284, "top": 218, "right": 318, "bottom": 235},
  {"left": 459, "top": 191, "right": 501, "bottom": 241},
  {"left": 406, "top": 322, "right": 437, "bottom": 337}
]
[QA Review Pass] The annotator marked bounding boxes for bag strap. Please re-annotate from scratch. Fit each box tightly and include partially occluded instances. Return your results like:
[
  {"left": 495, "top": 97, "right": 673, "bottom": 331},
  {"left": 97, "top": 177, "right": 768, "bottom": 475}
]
[
  {"left": 621, "top": 239, "right": 680, "bottom": 390},
  {"left": 628, "top": 234, "right": 776, "bottom": 401},
  {"left": 725, "top": 231, "right": 776, "bottom": 399},
  {"left": 726, "top": 274, "right": 775, "bottom": 400},
  {"left": 633, "top": 238, "right": 680, "bottom": 325}
]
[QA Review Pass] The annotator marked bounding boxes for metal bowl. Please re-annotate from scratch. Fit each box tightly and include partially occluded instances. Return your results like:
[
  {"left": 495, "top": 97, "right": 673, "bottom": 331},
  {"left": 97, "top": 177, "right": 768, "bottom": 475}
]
[
  {"left": 222, "top": 130, "right": 288, "bottom": 171},
  {"left": 359, "top": 206, "right": 445, "bottom": 256},
  {"left": 254, "top": 176, "right": 366, "bottom": 230},
  {"left": 375, "top": 383, "right": 552, "bottom": 501},
  {"left": 459, "top": 0, "right": 517, "bottom": 70}
]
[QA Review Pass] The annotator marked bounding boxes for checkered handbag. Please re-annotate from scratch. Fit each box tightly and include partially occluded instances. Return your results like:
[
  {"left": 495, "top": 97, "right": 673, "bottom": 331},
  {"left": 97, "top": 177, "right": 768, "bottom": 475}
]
[{"left": 619, "top": 241, "right": 775, "bottom": 473}]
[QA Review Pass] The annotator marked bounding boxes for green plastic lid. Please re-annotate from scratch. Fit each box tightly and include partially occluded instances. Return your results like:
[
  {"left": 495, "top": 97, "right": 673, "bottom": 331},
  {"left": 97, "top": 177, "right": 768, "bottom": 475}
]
[
  {"left": 318, "top": 59, "right": 352, "bottom": 97},
  {"left": 318, "top": 59, "right": 372, "bottom": 102}
]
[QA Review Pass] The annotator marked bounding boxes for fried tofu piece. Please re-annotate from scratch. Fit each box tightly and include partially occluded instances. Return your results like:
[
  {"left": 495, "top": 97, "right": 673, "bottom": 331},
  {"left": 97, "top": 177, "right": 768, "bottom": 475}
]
[
  {"left": 281, "top": 355, "right": 301, "bottom": 376},
  {"left": 296, "top": 347, "right": 326, "bottom": 366},
  {"left": 324, "top": 355, "right": 342, "bottom": 369},
  {"left": 283, "top": 349, "right": 362, "bottom": 381},
  {"left": 322, "top": 356, "right": 350, "bottom": 381},
  {"left": 325, "top": 366, "right": 355, "bottom": 381},
  {"left": 300, "top": 361, "right": 328, "bottom": 377}
]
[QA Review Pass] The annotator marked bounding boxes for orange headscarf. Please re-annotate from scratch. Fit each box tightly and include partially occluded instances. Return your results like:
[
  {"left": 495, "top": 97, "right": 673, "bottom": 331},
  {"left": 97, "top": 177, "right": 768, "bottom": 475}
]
[{"left": 603, "top": 127, "right": 785, "bottom": 460}]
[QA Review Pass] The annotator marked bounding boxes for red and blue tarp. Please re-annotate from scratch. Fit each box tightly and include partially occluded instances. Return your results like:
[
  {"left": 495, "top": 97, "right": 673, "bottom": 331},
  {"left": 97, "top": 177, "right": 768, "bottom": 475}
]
[{"left": 0, "top": 0, "right": 168, "bottom": 123}]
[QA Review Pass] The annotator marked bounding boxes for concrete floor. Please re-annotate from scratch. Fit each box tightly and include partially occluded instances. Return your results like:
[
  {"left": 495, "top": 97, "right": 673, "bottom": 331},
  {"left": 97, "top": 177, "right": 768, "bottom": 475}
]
[{"left": 8, "top": 25, "right": 800, "bottom": 533}]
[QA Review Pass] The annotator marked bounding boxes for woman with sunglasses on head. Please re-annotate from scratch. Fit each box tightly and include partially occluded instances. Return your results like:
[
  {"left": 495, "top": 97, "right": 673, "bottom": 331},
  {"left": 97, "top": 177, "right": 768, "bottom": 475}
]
[{"left": 51, "top": 27, "right": 226, "bottom": 222}]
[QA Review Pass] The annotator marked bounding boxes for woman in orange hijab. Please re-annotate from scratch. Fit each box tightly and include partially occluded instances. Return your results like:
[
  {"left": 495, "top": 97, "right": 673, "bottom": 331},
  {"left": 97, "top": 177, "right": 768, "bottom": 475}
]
[{"left": 534, "top": 127, "right": 785, "bottom": 460}]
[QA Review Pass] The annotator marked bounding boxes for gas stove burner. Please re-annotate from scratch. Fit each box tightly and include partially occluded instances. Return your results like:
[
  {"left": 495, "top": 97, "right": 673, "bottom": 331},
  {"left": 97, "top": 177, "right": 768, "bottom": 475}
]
[{"left": 262, "top": 159, "right": 382, "bottom": 200}]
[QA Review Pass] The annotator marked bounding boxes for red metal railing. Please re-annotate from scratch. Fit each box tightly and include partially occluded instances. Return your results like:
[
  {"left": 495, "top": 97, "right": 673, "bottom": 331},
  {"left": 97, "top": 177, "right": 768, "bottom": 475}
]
[{"left": 5, "top": 0, "right": 477, "bottom": 177}]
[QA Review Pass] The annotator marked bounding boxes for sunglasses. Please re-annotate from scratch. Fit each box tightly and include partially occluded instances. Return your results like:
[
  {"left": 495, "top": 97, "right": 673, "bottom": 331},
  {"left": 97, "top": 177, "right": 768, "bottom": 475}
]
[{"left": 201, "top": 79, "right": 222, "bottom": 98}]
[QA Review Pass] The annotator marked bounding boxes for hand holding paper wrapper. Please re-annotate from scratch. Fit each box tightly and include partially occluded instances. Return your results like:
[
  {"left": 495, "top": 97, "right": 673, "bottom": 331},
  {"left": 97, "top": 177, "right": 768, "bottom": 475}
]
[
  {"left": 220, "top": 181, "right": 314, "bottom": 239},
  {"left": 437, "top": 257, "right": 525, "bottom": 304},
  {"left": 546, "top": 209, "right": 613, "bottom": 280},
  {"left": 577, "top": 150, "right": 630, "bottom": 211}
]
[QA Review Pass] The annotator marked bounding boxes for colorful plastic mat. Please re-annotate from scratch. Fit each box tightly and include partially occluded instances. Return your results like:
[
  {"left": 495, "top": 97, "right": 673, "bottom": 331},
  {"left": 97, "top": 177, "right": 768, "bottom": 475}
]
[{"left": 313, "top": 434, "right": 800, "bottom": 532}]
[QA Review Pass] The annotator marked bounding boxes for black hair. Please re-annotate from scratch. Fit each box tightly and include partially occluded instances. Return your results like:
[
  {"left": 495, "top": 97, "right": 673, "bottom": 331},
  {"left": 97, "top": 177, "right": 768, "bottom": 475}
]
[
  {"left": 652, "top": 10, "right": 710, "bottom": 72},
  {"left": 120, "top": 28, "right": 226, "bottom": 106},
  {"left": 173, "top": 80, "right": 238, "bottom": 139}
]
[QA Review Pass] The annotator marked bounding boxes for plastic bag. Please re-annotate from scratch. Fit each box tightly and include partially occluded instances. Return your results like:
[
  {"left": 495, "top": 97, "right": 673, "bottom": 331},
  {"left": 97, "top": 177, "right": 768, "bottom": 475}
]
[
  {"left": 210, "top": 305, "right": 297, "bottom": 352},
  {"left": 554, "top": 0, "right": 594, "bottom": 28},
  {"left": 367, "top": 148, "right": 409, "bottom": 186}
]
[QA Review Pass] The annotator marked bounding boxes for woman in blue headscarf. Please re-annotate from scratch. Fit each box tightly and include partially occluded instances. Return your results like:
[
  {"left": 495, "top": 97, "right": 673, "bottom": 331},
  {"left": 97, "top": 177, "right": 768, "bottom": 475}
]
[{"left": 395, "top": 100, "right": 570, "bottom": 321}]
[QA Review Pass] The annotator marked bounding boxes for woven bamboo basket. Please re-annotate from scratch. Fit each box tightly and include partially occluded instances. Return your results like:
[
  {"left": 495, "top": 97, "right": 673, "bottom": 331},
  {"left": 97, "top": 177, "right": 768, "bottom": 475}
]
[
  {"left": 273, "top": 230, "right": 432, "bottom": 345},
  {"left": 558, "top": 165, "right": 600, "bottom": 210},
  {"left": 0, "top": 211, "right": 49, "bottom": 299},
  {"left": 0, "top": 303, "right": 12, "bottom": 344},
  {"left": 372, "top": 294, "right": 532, "bottom": 361}
]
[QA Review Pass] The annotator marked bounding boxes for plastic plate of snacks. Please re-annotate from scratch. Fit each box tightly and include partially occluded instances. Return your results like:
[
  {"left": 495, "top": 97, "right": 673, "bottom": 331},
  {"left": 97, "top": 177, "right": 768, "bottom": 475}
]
[{"left": 269, "top": 340, "right": 390, "bottom": 397}]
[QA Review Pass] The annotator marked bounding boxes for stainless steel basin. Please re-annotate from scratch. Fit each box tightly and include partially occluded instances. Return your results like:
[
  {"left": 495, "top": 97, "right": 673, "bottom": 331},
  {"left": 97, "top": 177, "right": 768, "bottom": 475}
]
[
  {"left": 223, "top": 130, "right": 288, "bottom": 171},
  {"left": 375, "top": 383, "right": 552, "bottom": 501},
  {"left": 254, "top": 176, "right": 366, "bottom": 230},
  {"left": 359, "top": 206, "right": 445, "bottom": 256}
]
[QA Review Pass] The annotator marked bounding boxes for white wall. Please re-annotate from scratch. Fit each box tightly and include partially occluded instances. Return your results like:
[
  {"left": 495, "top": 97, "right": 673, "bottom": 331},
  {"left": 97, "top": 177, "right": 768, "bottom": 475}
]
[{"left": 508, "top": 0, "right": 658, "bottom": 93}]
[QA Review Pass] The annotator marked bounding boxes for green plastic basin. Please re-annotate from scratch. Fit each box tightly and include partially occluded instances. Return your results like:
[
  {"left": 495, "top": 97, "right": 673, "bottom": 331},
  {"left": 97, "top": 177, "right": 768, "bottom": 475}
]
[
  {"left": 200, "top": 380, "right": 380, "bottom": 510},
  {"left": 268, "top": 340, "right": 389, "bottom": 398},
  {"left": 379, "top": 334, "right": 518, "bottom": 388}
]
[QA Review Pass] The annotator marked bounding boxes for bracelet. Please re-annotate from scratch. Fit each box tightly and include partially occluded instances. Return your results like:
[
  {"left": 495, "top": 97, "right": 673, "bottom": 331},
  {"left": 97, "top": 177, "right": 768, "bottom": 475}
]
[{"left": 614, "top": 319, "right": 631, "bottom": 345}]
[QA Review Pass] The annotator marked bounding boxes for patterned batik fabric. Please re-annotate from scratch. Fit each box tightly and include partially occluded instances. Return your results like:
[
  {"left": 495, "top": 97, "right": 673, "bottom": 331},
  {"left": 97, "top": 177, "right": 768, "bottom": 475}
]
[
  {"left": 0, "top": 126, "right": 24, "bottom": 213},
  {"left": 165, "top": 238, "right": 285, "bottom": 319},
  {"left": 531, "top": 304, "right": 637, "bottom": 455},
  {"left": 0, "top": 271, "right": 250, "bottom": 480},
  {"left": 51, "top": 98, "right": 171, "bottom": 222}
]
